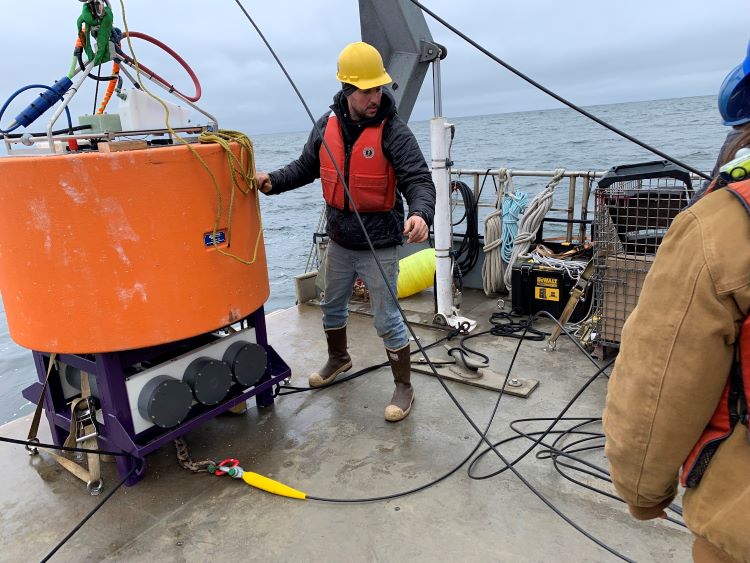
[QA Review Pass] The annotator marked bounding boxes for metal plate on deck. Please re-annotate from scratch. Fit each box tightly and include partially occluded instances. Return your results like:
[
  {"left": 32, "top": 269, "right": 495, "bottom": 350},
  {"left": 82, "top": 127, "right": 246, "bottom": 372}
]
[
  {"left": 412, "top": 364, "right": 539, "bottom": 397},
  {"left": 348, "top": 302, "right": 443, "bottom": 330}
]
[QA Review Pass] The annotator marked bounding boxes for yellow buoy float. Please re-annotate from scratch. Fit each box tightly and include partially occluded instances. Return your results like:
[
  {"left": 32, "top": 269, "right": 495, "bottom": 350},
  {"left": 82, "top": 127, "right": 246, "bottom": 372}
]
[{"left": 397, "top": 248, "right": 436, "bottom": 298}]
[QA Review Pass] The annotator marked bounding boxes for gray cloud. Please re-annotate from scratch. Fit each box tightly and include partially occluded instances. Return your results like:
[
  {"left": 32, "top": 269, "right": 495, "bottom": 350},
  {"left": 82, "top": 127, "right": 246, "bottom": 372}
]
[{"left": 0, "top": 0, "right": 747, "bottom": 137}]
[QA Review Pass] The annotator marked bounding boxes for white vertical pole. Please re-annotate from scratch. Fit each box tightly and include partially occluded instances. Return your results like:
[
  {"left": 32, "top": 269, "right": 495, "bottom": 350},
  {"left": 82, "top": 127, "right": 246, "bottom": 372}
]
[
  {"left": 429, "top": 56, "right": 476, "bottom": 332},
  {"left": 431, "top": 115, "right": 453, "bottom": 322},
  {"left": 430, "top": 56, "right": 454, "bottom": 322}
]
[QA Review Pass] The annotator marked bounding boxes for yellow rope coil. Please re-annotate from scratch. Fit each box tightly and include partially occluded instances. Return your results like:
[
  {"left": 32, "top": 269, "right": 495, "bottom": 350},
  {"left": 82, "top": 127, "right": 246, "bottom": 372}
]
[
  {"left": 118, "top": 0, "right": 263, "bottom": 266},
  {"left": 199, "top": 129, "right": 264, "bottom": 265}
]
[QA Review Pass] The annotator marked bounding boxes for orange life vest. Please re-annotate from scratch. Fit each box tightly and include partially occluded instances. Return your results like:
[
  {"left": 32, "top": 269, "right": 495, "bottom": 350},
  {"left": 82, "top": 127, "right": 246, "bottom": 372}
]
[
  {"left": 318, "top": 114, "right": 396, "bottom": 212},
  {"left": 681, "top": 178, "right": 750, "bottom": 488}
]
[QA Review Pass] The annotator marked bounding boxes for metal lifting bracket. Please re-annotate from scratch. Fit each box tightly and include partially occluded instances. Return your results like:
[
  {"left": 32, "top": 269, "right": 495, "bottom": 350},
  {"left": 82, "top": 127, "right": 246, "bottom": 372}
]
[
  {"left": 74, "top": 397, "right": 99, "bottom": 443},
  {"left": 419, "top": 40, "right": 446, "bottom": 63}
]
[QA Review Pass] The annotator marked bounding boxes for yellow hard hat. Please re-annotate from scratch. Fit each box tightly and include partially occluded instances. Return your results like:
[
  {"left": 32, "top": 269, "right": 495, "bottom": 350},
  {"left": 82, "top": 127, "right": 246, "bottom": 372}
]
[{"left": 336, "top": 42, "right": 392, "bottom": 90}]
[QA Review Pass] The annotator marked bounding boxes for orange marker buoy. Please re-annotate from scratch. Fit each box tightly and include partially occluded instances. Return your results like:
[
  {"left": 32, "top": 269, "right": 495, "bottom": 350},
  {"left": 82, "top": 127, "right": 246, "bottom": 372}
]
[{"left": 0, "top": 143, "right": 268, "bottom": 353}]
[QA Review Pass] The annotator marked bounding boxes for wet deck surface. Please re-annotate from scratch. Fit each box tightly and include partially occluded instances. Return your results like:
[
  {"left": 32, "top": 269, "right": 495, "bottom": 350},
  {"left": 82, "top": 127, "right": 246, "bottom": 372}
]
[{"left": 0, "top": 291, "right": 692, "bottom": 562}]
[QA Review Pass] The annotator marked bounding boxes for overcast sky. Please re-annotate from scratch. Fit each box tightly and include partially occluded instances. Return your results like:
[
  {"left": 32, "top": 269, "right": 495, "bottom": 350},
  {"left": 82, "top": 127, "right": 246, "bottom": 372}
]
[{"left": 0, "top": 0, "right": 747, "bottom": 135}]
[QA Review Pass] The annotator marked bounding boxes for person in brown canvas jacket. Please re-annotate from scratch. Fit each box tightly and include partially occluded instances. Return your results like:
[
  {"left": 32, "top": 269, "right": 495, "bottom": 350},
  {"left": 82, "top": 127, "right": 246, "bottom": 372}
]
[{"left": 603, "top": 47, "right": 750, "bottom": 563}]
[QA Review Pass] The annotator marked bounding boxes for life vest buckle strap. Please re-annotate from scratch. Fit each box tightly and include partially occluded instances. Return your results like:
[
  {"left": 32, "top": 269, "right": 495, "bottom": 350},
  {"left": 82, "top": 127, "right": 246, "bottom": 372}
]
[
  {"left": 684, "top": 429, "right": 735, "bottom": 488},
  {"left": 729, "top": 355, "right": 748, "bottom": 427}
]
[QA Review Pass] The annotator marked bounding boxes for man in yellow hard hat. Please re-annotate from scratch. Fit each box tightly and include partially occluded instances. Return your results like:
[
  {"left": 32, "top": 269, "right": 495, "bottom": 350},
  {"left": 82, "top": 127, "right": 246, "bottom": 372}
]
[{"left": 257, "top": 42, "right": 436, "bottom": 422}]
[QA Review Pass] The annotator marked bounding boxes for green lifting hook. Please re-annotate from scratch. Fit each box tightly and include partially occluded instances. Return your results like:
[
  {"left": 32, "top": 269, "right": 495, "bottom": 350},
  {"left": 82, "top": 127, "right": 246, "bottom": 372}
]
[{"left": 76, "top": 0, "right": 115, "bottom": 65}]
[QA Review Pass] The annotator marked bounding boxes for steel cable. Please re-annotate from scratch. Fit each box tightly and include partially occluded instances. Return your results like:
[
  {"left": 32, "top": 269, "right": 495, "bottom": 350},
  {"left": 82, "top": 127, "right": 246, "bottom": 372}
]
[{"left": 406, "top": 0, "right": 712, "bottom": 182}]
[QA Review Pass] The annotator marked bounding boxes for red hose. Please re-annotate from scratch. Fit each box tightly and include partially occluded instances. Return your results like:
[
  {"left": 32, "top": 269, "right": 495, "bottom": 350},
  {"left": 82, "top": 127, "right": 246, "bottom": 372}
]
[{"left": 120, "top": 31, "right": 202, "bottom": 102}]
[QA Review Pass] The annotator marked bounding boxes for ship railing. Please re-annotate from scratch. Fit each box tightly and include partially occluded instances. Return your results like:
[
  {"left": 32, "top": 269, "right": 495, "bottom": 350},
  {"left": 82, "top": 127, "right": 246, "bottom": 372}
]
[
  {"left": 450, "top": 168, "right": 605, "bottom": 244},
  {"left": 301, "top": 167, "right": 707, "bottom": 275}
]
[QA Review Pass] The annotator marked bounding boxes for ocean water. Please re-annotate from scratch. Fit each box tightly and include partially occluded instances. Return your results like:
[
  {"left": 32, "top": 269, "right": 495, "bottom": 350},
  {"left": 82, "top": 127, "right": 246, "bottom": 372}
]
[{"left": 0, "top": 95, "right": 729, "bottom": 424}]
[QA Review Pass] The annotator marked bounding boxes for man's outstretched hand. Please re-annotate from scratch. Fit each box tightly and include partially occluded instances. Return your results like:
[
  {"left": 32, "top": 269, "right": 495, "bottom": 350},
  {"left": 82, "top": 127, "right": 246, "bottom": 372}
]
[
  {"left": 404, "top": 215, "right": 428, "bottom": 243},
  {"left": 256, "top": 172, "right": 273, "bottom": 194}
]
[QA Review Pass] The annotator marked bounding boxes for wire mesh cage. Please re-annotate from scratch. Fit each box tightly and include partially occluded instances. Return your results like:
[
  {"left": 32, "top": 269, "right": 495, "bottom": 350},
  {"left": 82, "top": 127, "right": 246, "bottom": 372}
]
[{"left": 592, "top": 161, "right": 692, "bottom": 346}]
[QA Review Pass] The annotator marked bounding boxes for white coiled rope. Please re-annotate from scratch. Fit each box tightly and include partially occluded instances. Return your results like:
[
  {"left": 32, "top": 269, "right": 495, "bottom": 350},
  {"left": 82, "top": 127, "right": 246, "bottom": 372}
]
[
  {"left": 503, "top": 168, "right": 566, "bottom": 289},
  {"left": 529, "top": 251, "right": 588, "bottom": 281}
]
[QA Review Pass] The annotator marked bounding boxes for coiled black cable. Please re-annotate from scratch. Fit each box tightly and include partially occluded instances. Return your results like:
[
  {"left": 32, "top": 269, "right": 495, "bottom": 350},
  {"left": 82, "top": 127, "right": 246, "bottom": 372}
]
[
  {"left": 488, "top": 310, "right": 547, "bottom": 340},
  {"left": 514, "top": 417, "right": 686, "bottom": 526},
  {"left": 449, "top": 172, "right": 497, "bottom": 285},
  {"left": 443, "top": 310, "right": 547, "bottom": 371},
  {"left": 451, "top": 180, "right": 480, "bottom": 274}
]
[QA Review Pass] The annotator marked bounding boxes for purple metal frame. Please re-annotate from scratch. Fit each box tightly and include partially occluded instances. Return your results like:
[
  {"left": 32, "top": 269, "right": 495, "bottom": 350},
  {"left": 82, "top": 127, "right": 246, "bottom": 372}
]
[{"left": 22, "top": 307, "right": 291, "bottom": 485}]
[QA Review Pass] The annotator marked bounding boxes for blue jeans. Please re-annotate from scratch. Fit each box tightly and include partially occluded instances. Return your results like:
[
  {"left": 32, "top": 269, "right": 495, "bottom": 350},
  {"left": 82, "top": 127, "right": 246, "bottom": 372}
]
[{"left": 322, "top": 240, "right": 408, "bottom": 350}]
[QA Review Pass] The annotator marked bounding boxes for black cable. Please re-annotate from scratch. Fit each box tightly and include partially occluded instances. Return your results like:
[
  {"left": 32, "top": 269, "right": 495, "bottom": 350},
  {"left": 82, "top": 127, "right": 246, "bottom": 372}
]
[
  {"left": 487, "top": 310, "right": 547, "bottom": 340},
  {"left": 4, "top": 124, "right": 92, "bottom": 139},
  {"left": 93, "top": 64, "right": 102, "bottom": 114},
  {"left": 445, "top": 171, "right": 498, "bottom": 308},
  {"left": 41, "top": 459, "right": 142, "bottom": 563},
  {"left": 444, "top": 310, "right": 547, "bottom": 371},
  {"left": 449, "top": 172, "right": 496, "bottom": 284},
  {"left": 451, "top": 182, "right": 469, "bottom": 225},
  {"left": 451, "top": 180, "right": 480, "bottom": 274},
  {"left": 473, "top": 172, "right": 498, "bottom": 219},
  {"left": 276, "top": 332, "right": 456, "bottom": 396},
  {"left": 463, "top": 310, "right": 683, "bottom": 527},
  {"left": 520, "top": 413, "right": 682, "bottom": 519},
  {"left": 77, "top": 51, "right": 118, "bottom": 82},
  {"left": 277, "top": 361, "right": 387, "bottom": 396},
  {"left": 0, "top": 435, "right": 132, "bottom": 457},
  {"left": 306, "top": 306, "right": 531, "bottom": 504},
  {"left": 467, "top": 359, "right": 613, "bottom": 481},
  {"left": 306, "top": 313, "right": 634, "bottom": 560},
  {"left": 437, "top": 316, "right": 636, "bottom": 562},
  {"left": 511, "top": 417, "right": 687, "bottom": 527},
  {"left": 407, "top": 0, "right": 711, "bottom": 182},
  {"left": 306, "top": 443, "right": 483, "bottom": 503},
  {"left": 461, "top": 413, "right": 686, "bottom": 525}
]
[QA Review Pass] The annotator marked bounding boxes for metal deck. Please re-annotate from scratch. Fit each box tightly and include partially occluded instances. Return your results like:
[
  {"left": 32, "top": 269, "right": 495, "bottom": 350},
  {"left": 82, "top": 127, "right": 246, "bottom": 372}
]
[{"left": 0, "top": 290, "right": 692, "bottom": 562}]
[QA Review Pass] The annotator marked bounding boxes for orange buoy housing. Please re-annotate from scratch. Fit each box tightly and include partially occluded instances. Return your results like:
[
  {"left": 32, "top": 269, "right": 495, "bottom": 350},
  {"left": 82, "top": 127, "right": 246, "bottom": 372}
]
[{"left": 0, "top": 142, "right": 269, "bottom": 353}]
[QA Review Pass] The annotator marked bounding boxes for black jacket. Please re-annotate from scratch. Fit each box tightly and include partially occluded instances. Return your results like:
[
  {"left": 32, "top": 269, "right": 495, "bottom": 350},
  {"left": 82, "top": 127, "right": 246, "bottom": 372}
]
[{"left": 267, "top": 89, "right": 436, "bottom": 250}]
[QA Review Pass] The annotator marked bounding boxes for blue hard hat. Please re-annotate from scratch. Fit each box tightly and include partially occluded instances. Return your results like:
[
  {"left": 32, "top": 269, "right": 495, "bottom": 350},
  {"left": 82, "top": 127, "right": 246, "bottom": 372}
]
[{"left": 719, "top": 40, "right": 750, "bottom": 126}]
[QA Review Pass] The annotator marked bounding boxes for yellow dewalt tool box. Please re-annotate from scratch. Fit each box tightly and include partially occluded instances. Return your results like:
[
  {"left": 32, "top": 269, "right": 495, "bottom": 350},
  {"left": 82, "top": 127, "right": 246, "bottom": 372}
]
[{"left": 510, "top": 259, "right": 592, "bottom": 323}]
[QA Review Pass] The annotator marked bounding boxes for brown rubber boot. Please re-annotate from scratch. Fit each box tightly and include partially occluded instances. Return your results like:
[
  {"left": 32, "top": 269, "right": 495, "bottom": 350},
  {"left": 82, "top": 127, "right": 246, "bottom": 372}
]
[
  {"left": 308, "top": 326, "right": 352, "bottom": 388},
  {"left": 384, "top": 344, "right": 414, "bottom": 422}
]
